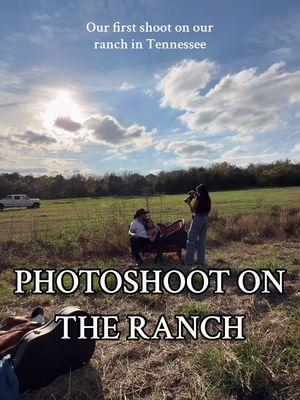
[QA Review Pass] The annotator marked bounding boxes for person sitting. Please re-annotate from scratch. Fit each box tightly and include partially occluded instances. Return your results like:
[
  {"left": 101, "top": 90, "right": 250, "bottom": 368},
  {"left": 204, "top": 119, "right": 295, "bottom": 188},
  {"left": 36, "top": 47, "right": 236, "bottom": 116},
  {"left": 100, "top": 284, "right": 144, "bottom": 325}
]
[
  {"left": 144, "top": 218, "right": 163, "bottom": 264},
  {"left": 128, "top": 209, "right": 162, "bottom": 266},
  {"left": 129, "top": 209, "right": 152, "bottom": 266},
  {"left": 144, "top": 218, "right": 161, "bottom": 242}
]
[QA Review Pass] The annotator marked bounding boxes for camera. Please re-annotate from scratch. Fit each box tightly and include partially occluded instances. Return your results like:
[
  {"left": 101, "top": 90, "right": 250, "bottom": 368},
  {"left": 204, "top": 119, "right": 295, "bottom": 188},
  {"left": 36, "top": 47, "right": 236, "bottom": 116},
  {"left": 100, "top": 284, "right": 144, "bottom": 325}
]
[{"left": 184, "top": 190, "right": 197, "bottom": 203}]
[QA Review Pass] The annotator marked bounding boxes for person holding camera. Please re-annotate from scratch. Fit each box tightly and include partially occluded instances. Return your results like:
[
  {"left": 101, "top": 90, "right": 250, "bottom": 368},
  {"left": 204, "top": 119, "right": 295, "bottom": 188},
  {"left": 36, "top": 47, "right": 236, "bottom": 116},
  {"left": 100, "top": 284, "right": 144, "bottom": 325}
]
[{"left": 184, "top": 184, "right": 211, "bottom": 267}]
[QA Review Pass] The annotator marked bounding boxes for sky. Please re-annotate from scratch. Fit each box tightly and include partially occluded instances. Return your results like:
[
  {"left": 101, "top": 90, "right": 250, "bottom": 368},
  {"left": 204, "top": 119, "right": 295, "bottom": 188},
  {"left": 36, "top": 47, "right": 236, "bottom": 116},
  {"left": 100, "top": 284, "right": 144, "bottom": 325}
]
[{"left": 0, "top": 0, "right": 300, "bottom": 176}]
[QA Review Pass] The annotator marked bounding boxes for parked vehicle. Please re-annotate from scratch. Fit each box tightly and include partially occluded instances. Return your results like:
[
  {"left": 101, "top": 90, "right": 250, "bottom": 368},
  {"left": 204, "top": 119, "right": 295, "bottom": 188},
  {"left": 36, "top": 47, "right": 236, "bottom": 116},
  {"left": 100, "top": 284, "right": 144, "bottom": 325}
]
[{"left": 0, "top": 194, "right": 41, "bottom": 211}]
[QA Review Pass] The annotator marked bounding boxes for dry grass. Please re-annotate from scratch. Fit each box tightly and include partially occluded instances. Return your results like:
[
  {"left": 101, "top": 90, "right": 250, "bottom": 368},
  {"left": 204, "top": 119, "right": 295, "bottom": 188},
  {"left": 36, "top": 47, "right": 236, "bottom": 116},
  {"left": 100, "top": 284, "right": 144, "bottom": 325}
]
[
  {"left": 0, "top": 207, "right": 299, "bottom": 264},
  {"left": 0, "top": 205, "right": 299, "bottom": 400},
  {"left": 209, "top": 206, "right": 300, "bottom": 245},
  {"left": 0, "top": 240, "right": 299, "bottom": 400}
]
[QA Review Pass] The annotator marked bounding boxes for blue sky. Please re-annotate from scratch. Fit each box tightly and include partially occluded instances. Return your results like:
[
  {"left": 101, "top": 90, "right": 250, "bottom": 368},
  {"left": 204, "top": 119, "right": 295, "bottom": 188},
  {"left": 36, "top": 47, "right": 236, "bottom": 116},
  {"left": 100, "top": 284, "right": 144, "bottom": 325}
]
[{"left": 0, "top": 0, "right": 300, "bottom": 176}]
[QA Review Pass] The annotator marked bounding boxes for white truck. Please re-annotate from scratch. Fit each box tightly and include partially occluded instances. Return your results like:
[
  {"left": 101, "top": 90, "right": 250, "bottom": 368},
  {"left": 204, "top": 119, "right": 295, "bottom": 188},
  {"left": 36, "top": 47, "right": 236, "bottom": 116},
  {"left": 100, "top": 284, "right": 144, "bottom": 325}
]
[{"left": 0, "top": 194, "right": 41, "bottom": 211}]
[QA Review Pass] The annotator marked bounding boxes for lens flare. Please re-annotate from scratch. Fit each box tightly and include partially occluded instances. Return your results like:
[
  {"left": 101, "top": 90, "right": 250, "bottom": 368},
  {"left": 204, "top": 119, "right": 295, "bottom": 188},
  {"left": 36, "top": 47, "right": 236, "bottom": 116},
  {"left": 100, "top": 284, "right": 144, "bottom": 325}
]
[{"left": 43, "top": 91, "right": 84, "bottom": 129}]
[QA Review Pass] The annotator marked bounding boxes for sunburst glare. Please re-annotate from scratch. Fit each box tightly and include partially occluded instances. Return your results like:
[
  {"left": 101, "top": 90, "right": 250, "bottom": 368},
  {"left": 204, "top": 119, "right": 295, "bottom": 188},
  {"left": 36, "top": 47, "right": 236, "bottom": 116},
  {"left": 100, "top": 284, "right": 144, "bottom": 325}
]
[{"left": 42, "top": 91, "right": 85, "bottom": 129}]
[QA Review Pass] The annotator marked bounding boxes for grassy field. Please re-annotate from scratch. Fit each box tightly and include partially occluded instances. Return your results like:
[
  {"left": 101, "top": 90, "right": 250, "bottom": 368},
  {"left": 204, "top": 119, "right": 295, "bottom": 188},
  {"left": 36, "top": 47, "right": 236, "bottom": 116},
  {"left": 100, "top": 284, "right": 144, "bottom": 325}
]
[
  {"left": 1, "top": 242, "right": 299, "bottom": 400},
  {"left": 0, "top": 186, "right": 299, "bottom": 240},
  {"left": 0, "top": 186, "right": 299, "bottom": 400}
]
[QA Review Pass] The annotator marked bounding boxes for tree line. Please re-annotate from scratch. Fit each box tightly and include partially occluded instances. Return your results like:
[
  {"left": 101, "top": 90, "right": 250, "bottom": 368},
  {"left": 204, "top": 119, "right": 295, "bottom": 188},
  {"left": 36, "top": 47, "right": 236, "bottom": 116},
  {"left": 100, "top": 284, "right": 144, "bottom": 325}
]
[{"left": 0, "top": 160, "right": 299, "bottom": 199}]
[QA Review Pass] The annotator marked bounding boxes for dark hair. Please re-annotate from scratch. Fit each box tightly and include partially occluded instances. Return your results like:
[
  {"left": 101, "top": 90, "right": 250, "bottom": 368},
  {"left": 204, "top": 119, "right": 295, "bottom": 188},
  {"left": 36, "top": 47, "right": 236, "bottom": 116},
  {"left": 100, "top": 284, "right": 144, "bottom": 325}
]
[
  {"left": 196, "top": 184, "right": 209, "bottom": 196},
  {"left": 133, "top": 208, "right": 149, "bottom": 219},
  {"left": 144, "top": 218, "right": 153, "bottom": 230},
  {"left": 195, "top": 184, "right": 211, "bottom": 214}
]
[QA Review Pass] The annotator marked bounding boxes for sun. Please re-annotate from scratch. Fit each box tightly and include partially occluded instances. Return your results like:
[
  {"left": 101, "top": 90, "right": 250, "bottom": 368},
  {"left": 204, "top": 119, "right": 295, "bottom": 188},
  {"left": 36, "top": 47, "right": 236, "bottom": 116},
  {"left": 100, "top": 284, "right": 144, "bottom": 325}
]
[{"left": 42, "top": 91, "right": 85, "bottom": 128}]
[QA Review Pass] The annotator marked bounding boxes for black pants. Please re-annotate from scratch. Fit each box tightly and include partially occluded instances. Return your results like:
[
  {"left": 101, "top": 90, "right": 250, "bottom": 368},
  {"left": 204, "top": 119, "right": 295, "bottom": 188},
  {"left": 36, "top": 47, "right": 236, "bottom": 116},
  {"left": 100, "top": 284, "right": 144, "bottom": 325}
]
[{"left": 130, "top": 236, "right": 163, "bottom": 263}]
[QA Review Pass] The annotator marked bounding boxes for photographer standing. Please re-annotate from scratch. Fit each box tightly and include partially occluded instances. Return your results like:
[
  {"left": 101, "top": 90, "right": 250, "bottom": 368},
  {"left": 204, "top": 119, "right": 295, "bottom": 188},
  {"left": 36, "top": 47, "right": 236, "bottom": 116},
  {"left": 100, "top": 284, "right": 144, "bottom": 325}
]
[{"left": 185, "top": 184, "right": 211, "bottom": 267}]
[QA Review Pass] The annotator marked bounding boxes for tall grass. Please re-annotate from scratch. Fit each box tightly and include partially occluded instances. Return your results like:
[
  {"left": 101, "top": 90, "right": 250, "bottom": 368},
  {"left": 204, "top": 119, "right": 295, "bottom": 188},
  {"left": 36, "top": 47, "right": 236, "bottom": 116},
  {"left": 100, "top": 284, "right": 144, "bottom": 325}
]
[
  {"left": 0, "top": 206, "right": 299, "bottom": 261},
  {"left": 194, "top": 340, "right": 273, "bottom": 400},
  {"left": 192, "top": 311, "right": 300, "bottom": 400},
  {"left": 209, "top": 206, "right": 300, "bottom": 245}
]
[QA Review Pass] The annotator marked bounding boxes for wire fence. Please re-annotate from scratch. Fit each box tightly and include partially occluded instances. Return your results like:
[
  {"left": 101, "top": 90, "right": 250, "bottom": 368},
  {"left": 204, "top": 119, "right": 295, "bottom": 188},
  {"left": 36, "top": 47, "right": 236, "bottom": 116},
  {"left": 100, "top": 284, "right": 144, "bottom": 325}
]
[{"left": 0, "top": 196, "right": 194, "bottom": 241}]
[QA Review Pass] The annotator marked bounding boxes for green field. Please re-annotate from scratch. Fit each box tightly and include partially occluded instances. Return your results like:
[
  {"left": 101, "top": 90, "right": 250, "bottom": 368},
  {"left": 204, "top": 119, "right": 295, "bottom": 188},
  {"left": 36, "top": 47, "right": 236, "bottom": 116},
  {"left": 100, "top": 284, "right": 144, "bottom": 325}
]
[{"left": 0, "top": 186, "right": 299, "bottom": 240}]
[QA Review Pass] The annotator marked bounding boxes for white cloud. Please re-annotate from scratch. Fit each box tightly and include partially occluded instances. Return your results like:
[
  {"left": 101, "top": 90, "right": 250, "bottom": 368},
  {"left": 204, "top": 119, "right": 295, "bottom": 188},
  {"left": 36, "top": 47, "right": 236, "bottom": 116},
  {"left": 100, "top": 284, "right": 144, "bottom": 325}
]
[
  {"left": 7, "top": 10, "right": 80, "bottom": 46},
  {"left": 18, "top": 130, "right": 57, "bottom": 146},
  {"left": 291, "top": 143, "right": 300, "bottom": 153},
  {"left": 84, "top": 114, "right": 153, "bottom": 148},
  {"left": 229, "top": 134, "right": 254, "bottom": 144},
  {"left": 165, "top": 156, "right": 211, "bottom": 169},
  {"left": 155, "top": 139, "right": 222, "bottom": 169},
  {"left": 220, "top": 146, "right": 246, "bottom": 159},
  {"left": 119, "top": 81, "right": 135, "bottom": 91},
  {"left": 54, "top": 116, "right": 82, "bottom": 132},
  {"left": 0, "top": 151, "right": 91, "bottom": 176},
  {"left": 156, "top": 59, "right": 217, "bottom": 110},
  {"left": 172, "top": 128, "right": 181, "bottom": 134},
  {"left": 0, "top": 130, "right": 57, "bottom": 150},
  {"left": 157, "top": 139, "right": 222, "bottom": 158},
  {"left": 157, "top": 60, "right": 300, "bottom": 137},
  {"left": 166, "top": 149, "right": 282, "bottom": 169},
  {"left": 258, "top": 12, "right": 300, "bottom": 63},
  {"left": 0, "top": 62, "right": 22, "bottom": 89},
  {"left": 0, "top": 62, "right": 154, "bottom": 160},
  {"left": 144, "top": 88, "right": 154, "bottom": 97},
  {"left": 218, "top": 149, "right": 282, "bottom": 167},
  {"left": 149, "top": 169, "right": 161, "bottom": 175}
]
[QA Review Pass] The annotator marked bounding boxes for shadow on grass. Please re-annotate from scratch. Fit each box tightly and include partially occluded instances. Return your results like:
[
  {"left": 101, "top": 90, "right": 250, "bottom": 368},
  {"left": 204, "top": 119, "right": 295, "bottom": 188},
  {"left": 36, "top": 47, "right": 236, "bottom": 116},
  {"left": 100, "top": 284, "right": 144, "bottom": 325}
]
[{"left": 23, "top": 362, "right": 104, "bottom": 400}]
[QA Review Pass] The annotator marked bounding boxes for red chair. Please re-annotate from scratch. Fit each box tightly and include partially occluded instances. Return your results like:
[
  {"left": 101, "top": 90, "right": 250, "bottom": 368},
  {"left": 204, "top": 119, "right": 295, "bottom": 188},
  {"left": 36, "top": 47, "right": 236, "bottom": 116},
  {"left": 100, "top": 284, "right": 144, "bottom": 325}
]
[{"left": 141, "top": 219, "right": 187, "bottom": 261}]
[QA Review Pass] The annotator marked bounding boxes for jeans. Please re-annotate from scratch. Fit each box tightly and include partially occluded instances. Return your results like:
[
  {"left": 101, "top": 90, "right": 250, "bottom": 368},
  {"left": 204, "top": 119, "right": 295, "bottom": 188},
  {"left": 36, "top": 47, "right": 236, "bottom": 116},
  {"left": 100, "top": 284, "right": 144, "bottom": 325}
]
[
  {"left": 185, "top": 214, "right": 208, "bottom": 266},
  {"left": 130, "top": 236, "right": 163, "bottom": 264},
  {"left": 130, "top": 237, "right": 151, "bottom": 263}
]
